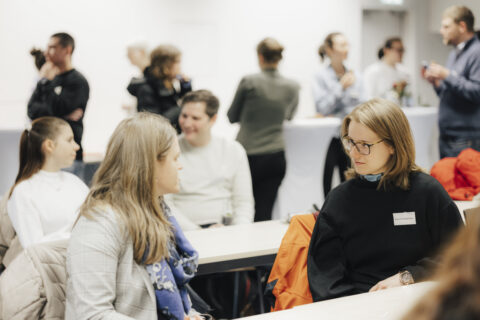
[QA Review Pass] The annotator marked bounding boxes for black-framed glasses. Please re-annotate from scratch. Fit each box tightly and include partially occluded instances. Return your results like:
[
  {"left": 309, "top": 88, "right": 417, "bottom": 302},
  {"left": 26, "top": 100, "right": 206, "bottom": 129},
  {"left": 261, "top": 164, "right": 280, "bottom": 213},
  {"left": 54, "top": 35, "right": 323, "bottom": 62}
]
[{"left": 341, "top": 136, "right": 384, "bottom": 155}]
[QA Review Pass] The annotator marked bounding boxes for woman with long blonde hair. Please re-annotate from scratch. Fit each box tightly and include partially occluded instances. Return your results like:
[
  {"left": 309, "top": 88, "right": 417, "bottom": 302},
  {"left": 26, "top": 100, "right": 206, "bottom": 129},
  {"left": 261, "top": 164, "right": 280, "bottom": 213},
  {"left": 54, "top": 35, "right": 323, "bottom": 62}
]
[
  {"left": 65, "top": 113, "right": 201, "bottom": 320},
  {"left": 307, "top": 99, "right": 462, "bottom": 302}
]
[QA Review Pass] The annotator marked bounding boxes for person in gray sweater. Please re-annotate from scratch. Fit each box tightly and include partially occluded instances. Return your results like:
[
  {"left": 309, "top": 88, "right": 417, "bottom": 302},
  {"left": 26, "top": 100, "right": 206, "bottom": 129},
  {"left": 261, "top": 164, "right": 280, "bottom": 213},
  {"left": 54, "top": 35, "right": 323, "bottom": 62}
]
[{"left": 228, "top": 37, "right": 300, "bottom": 222}]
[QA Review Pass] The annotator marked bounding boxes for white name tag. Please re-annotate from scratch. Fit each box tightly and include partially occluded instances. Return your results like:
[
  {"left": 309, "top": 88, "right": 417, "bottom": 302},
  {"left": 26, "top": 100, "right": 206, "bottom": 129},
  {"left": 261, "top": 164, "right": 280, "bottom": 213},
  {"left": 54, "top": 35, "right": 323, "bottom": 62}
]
[
  {"left": 54, "top": 86, "right": 62, "bottom": 95},
  {"left": 393, "top": 212, "right": 416, "bottom": 226}
]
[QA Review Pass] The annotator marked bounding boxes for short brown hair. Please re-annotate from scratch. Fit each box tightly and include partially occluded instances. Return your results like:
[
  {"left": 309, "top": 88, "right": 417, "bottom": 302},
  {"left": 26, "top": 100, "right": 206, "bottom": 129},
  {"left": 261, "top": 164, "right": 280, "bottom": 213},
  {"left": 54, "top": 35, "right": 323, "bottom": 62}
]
[
  {"left": 318, "top": 32, "right": 342, "bottom": 60},
  {"left": 341, "top": 98, "right": 422, "bottom": 190},
  {"left": 443, "top": 5, "right": 475, "bottom": 32},
  {"left": 181, "top": 89, "right": 220, "bottom": 118},
  {"left": 257, "top": 37, "right": 284, "bottom": 63},
  {"left": 150, "top": 44, "right": 181, "bottom": 79}
]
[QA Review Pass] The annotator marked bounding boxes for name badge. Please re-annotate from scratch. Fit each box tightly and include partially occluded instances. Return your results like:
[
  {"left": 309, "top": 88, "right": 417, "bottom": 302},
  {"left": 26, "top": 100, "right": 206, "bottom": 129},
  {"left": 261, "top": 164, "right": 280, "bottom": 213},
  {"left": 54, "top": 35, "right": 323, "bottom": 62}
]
[
  {"left": 393, "top": 212, "right": 416, "bottom": 226},
  {"left": 54, "top": 86, "right": 62, "bottom": 95}
]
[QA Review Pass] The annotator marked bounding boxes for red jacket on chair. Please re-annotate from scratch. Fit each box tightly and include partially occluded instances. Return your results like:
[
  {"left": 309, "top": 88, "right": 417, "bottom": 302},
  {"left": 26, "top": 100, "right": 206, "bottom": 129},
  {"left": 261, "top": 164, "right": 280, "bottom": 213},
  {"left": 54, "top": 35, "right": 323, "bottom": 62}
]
[
  {"left": 265, "top": 213, "right": 317, "bottom": 311},
  {"left": 431, "top": 148, "right": 480, "bottom": 201}
]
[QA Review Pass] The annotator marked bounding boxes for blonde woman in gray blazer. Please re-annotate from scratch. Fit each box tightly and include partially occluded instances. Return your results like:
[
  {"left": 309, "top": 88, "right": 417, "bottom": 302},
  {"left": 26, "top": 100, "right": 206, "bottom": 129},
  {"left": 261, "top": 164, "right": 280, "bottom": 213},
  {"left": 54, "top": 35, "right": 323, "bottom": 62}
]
[{"left": 65, "top": 113, "right": 202, "bottom": 320}]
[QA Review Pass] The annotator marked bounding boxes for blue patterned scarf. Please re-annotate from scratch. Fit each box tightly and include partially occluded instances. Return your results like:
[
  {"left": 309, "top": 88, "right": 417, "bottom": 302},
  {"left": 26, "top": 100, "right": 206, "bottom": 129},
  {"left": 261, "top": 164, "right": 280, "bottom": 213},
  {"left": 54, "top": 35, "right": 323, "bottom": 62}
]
[{"left": 146, "top": 204, "right": 199, "bottom": 320}]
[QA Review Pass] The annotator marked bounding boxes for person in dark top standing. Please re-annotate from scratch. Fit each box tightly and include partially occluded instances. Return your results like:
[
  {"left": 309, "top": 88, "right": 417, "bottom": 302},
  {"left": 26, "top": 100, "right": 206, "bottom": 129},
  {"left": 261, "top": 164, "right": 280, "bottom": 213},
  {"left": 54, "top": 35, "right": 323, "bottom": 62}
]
[
  {"left": 127, "top": 44, "right": 192, "bottom": 133},
  {"left": 422, "top": 6, "right": 480, "bottom": 158},
  {"left": 228, "top": 37, "right": 300, "bottom": 222},
  {"left": 307, "top": 98, "right": 462, "bottom": 302},
  {"left": 28, "top": 32, "right": 89, "bottom": 167}
]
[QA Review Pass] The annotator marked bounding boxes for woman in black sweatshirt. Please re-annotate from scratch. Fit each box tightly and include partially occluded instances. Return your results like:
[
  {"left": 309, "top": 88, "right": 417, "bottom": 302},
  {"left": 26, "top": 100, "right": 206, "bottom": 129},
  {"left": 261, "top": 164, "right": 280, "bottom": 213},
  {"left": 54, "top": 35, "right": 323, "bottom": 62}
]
[{"left": 307, "top": 98, "right": 462, "bottom": 302}]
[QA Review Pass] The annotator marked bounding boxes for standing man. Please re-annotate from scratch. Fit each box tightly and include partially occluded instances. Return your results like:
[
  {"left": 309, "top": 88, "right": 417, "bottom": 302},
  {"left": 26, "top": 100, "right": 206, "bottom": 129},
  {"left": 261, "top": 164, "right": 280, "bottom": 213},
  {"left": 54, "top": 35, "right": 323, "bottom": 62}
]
[
  {"left": 423, "top": 6, "right": 480, "bottom": 158},
  {"left": 164, "top": 90, "right": 254, "bottom": 230},
  {"left": 28, "top": 32, "right": 89, "bottom": 171}
]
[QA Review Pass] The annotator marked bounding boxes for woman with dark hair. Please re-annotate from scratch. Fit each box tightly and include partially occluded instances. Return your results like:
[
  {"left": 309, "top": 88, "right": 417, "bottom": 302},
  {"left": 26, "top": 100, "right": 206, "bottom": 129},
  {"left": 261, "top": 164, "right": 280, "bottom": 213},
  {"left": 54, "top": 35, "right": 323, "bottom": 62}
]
[
  {"left": 307, "top": 99, "right": 461, "bottom": 302},
  {"left": 313, "top": 32, "right": 365, "bottom": 197},
  {"left": 127, "top": 44, "right": 192, "bottom": 132},
  {"left": 30, "top": 48, "right": 46, "bottom": 71},
  {"left": 7, "top": 117, "right": 88, "bottom": 248},
  {"left": 364, "top": 37, "right": 411, "bottom": 106},
  {"left": 228, "top": 37, "right": 300, "bottom": 222}
]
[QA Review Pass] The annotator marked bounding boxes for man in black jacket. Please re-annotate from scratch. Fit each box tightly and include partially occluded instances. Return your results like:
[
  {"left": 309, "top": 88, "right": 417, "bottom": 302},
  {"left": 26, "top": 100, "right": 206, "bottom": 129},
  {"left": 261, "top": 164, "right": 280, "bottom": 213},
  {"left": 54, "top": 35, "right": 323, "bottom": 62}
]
[{"left": 28, "top": 32, "right": 89, "bottom": 164}]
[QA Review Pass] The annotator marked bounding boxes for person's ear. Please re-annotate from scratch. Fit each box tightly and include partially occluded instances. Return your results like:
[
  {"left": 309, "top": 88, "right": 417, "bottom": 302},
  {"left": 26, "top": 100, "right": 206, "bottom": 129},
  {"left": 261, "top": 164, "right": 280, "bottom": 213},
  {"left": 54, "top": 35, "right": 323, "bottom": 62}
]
[
  {"left": 209, "top": 114, "right": 218, "bottom": 125},
  {"left": 42, "top": 139, "right": 56, "bottom": 155}
]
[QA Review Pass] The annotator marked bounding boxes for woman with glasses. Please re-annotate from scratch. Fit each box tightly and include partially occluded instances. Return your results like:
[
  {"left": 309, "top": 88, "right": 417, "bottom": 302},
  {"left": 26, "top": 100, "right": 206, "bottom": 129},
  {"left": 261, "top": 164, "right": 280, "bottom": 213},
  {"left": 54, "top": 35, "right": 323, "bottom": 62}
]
[
  {"left": 313, "top": 32, "right": 366, "bottom": 197},
  {"left": 364, "top": 37, "right": 412, "bottom": 107},
  {"left": 307, "top": 98, "right": 462, "bottom": 302}
]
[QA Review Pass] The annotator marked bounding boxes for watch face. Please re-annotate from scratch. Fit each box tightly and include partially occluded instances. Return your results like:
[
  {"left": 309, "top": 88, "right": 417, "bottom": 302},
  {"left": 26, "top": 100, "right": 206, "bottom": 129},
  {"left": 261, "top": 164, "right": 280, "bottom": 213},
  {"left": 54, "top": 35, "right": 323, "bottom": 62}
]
[{"left": 401, "top": 271, "right": 414, "bottom": 285}]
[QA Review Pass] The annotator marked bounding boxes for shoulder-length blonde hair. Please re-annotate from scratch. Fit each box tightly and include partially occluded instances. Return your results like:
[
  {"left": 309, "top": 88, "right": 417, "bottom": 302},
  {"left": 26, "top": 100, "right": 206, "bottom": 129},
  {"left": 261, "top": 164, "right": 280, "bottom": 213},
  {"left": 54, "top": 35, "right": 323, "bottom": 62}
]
[
  {"left": 79, "top": 112, "right": 175, "bottom": 264},
  {"left": 401, "top": 214, "right": 480, "bottom": 320},
  {"left": 341, "top": 98, "right": 422, "bottom": 190}
]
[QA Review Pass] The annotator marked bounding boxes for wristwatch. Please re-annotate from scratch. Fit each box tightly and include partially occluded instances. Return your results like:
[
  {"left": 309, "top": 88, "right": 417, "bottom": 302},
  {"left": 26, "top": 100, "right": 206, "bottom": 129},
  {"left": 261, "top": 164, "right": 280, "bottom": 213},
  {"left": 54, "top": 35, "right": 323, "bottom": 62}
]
[{"left": 399, "top": 270, "right": 414, "bottom": 285}]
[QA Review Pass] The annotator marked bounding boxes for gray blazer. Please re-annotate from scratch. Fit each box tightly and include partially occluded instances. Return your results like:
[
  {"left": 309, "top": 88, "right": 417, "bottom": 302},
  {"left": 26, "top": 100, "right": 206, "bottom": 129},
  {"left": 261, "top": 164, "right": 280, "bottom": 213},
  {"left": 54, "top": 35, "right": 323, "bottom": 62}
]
[{"left": 65, "top": 207, "right": 156, "bottom": 320}]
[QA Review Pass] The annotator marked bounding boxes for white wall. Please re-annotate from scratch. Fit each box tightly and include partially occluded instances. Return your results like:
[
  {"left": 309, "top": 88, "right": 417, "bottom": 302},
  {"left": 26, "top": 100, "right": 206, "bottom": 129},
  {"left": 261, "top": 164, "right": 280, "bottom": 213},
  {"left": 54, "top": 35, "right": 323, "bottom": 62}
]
[{"left": 0, "top": 0, "right": 465, "bottom": 155}]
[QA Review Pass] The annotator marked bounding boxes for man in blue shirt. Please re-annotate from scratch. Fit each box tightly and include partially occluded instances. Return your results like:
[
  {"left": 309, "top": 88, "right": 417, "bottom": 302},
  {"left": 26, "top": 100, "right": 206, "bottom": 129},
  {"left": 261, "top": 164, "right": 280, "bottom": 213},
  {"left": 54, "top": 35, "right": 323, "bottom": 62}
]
[{"left": 423, "top": 6, "right": 480, "bottom": 158}]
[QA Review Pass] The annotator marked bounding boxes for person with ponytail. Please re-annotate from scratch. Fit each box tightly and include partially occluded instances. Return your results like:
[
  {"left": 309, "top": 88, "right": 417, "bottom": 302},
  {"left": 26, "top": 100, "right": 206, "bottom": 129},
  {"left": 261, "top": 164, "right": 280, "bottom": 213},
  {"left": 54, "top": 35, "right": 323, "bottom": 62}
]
[
  {"left": 65, "top": 113, "right": 203, "bottom": 320},
  {"left": 364, "top": 37, "right": 412, "bottom": 106},
  {"left": 228, "top": 37, "right": 300, "bottom": 222},
  {"left": 313, "top": 32, "right": 366, "bottom": 197},
  {"left": 7, "top": 116, "right": 88, "bottom": 248}
]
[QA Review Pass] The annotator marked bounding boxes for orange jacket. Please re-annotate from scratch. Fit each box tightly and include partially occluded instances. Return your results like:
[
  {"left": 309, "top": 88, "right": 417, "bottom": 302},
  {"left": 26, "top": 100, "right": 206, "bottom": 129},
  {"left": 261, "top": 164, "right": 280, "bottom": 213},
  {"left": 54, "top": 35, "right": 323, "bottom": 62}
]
[
  {"left": 431, "top": 148, "right": 480, "bottom": 200},
  {"left": 265, "top": 213, "right": 316, "bottom": 311}
]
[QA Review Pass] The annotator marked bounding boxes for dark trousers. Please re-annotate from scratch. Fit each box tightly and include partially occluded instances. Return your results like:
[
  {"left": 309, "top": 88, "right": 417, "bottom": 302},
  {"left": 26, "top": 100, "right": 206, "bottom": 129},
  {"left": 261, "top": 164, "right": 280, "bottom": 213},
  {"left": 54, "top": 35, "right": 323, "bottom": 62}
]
[
  {"left": 248, "top": 151, "right": 286, "bottom": 222},
  {"left": 439, "top": 134, "right": 480, "bottom": 159},
  {"left": 323, "top": 137, "right": 349, "bottom": 197}
]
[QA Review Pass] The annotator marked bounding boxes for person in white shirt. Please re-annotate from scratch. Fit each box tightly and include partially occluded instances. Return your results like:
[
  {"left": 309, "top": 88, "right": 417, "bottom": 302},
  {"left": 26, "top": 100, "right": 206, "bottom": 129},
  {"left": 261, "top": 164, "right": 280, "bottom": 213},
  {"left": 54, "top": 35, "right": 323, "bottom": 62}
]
[
  {"left": 165, "top": 90, "right": 254, "bottom": 230},
  {"left": 364, "top": 37, "right": 412, "bottom": 106},
  {"left": 7, "top": 116, "right": 88, "bottom": 248}
]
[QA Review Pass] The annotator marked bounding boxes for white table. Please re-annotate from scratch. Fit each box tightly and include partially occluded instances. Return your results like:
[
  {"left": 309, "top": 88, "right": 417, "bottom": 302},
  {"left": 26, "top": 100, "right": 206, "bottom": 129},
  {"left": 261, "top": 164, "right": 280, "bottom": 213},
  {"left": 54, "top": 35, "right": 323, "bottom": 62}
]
[
  {"left": 402, "top": 107, "right": 438, "bottom": 171},
  {"left": 273, "top": 118, "right": 342, "bottom": 220},
  {"left": 185, "top": 220, "right": 289, "bottom": 275},
  {"left": 241, "top": 282, "right": 436, "bottom": 320},
  {"left": 0, "top": 129, "right": 22, "bottom": 196}
]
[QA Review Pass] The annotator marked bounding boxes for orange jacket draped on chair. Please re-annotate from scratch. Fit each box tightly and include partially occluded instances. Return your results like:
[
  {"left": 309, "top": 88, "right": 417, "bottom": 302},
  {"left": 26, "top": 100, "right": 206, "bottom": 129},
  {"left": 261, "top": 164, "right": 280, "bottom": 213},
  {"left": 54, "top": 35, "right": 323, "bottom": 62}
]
[{"left": 431, "top": 148, "right": 480, "bottom": 201}]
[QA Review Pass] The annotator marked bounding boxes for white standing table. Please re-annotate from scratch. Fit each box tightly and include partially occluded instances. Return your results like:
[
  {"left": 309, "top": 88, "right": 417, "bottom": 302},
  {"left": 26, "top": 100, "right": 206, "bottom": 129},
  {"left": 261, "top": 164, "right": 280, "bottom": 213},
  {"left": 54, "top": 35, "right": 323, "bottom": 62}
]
[
  {"left": 184, "top": 220, "right": 289, "bottom": 275},
  {"left": 273, "top": 118, "right": 341, "bottom": 220},
  {"left": 402, "top": 107, "right": 439, "bottom": 171},
  {"left": 241, "top": 282, "right": 436, "bottom": 320}
]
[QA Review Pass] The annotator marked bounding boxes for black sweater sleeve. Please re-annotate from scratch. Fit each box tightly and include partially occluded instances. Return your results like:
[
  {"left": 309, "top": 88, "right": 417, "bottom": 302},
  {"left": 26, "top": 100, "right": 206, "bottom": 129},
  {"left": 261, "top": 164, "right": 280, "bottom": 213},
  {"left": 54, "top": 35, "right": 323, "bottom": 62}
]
[
  {"left": 307, "top": 212, "right": 359, "bottom": 301},
  {"left": 403, "top": 193, "right": 463, "bottom": 281},
  {"left": 28, "top": 73, "right": 89, "bottom": 120}
]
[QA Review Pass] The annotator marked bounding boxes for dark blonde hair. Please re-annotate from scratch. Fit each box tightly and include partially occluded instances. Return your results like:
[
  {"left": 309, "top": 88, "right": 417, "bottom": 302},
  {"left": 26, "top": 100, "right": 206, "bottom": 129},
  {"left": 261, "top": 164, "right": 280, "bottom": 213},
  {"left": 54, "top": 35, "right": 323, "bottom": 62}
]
[
  {"left": 341, "top": 98, "right": 422, "bottom": 190},
  {"left": 402, "top": 215, "right": 479, "bottom": 320},
  {"left": 150, "top": 44, "right": 181, "bottom": 80},
  {"left": 10, "top": 117, "right": 69, "bottom": 197},
  {"left": 443, "top": 5, "right": 475, "bottom": 32},
  {"left": 318, "top": 32, "right": 342, "bottom": 61},
  {"left": 257, "top": 37, "right": 284, "bottom": 64},
  {"left": 79, "top": 113, "right": 176, "bottom": 264}
]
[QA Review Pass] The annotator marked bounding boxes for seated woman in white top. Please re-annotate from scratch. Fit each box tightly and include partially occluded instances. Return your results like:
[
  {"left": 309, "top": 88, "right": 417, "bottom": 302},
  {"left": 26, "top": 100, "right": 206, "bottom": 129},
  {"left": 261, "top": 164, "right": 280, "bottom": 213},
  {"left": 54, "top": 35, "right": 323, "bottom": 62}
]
[
  {"left": 7, "top": 117, "right": 88, "bottom": 248},
  {"left": 363, "top": 37, "right": 412, "bottom": 106}
]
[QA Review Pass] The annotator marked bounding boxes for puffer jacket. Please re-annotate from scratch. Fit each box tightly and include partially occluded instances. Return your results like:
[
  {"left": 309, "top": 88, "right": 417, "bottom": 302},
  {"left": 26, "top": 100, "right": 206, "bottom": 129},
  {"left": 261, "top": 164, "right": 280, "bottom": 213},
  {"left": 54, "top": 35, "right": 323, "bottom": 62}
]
[
  {"left": 0, "top": 239, "right": 68, "bottom": 320},
  {"left": 0, "top": 192, "right": 22, "bottom": 268}
]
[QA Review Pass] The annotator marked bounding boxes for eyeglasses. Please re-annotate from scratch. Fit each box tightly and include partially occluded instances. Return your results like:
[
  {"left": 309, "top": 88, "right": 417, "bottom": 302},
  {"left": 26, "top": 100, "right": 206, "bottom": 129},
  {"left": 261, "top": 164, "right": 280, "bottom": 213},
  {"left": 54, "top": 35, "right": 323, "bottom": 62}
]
[{"left": 341, "top": 136, "right": 384, "bottom": 155}]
